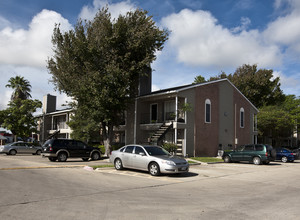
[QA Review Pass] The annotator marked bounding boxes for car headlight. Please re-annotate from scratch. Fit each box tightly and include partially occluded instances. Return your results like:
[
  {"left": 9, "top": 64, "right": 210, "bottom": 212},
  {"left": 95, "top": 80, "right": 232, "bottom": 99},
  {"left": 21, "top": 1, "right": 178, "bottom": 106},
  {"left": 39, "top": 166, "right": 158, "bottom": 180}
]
[
  {"left": 162, "top": 160, "right": 176, "bottom": 166},
  {"left": 0, "top": 146, "right": 4, "bottom": 151}
]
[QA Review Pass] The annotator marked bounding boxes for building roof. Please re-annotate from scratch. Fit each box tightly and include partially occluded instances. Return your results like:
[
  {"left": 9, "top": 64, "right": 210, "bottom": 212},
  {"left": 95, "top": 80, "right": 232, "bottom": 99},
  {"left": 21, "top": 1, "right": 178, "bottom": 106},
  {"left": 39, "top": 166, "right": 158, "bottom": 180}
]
[{"left": 138, "top": 78, "right": 258, "bottom": 112}]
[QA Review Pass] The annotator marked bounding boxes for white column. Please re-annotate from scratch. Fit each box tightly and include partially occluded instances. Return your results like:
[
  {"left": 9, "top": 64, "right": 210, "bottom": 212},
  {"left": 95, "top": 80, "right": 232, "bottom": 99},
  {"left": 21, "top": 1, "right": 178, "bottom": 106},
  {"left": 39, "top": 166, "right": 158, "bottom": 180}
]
[{"left": 175, "top": 96, "right": 178, "bottom": 144}]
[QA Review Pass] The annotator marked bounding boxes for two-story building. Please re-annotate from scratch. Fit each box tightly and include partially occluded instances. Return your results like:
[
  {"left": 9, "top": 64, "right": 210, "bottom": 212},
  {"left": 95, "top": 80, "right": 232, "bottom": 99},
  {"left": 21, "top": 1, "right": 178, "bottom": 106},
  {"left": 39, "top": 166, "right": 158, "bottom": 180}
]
[
  {"left": 119, "top": 78, "right": 258, "bottom": 157},
  {"left": 36, "top": 94, "right": 72, "bottom": 142}
]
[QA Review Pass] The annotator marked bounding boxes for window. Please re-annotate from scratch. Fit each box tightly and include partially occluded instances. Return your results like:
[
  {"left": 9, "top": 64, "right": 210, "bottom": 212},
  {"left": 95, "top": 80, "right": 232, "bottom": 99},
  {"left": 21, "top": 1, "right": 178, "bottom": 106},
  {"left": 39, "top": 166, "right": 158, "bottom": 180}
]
[
  {"left": 244, "top": 145, "right": 254, "bottom": 151},
  {"left": 125, "top": 146, "right": 134, "bottom": 153},
  {"left": 135, "top": 146, "right": 146, "bottom": 155},
  {"left": 205, "top": 99, "right": 211, "bottom": 123},
  {"left": 253, "top": 114, "right": 257, "bottom": 131},
  {"left": 240, "top": 108, "right": 244, "bottom": 128}
]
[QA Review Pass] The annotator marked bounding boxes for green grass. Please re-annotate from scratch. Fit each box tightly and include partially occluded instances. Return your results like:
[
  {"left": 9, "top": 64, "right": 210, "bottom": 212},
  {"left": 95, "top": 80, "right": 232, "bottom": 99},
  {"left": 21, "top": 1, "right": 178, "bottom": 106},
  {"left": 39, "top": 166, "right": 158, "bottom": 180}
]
[
  {"left": 91, "top": 164, "right": 114, "bottom": 169},
  {"left": 190, "top": 157, "right": 223, "bottom": 163},
  {"left": 187, "top": 160, "right": 198, "bottom": 164}
]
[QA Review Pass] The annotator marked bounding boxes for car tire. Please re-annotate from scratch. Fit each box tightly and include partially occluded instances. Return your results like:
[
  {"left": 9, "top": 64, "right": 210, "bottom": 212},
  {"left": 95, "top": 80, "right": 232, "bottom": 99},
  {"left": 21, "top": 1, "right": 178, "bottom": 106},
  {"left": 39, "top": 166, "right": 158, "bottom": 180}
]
[
  {"left": 224, "top": 156, "right": 231, "bottom": 163},
  {"left": 57, "top": 152, "right": 68, "bottom": 162},
  {"left": 253, "top": 157, "right": 261, "bottom": 165},
  {"left": 149, "top": 162, "right": 161, "bottom": 176},
  {"left": 91, "top": 152, "right": 100, "bottom": 161},
  {"left": 114, "top": 158, "right": 123, "bottom": 170},
  {"left": 48, "top": 157, "right": 57, "bottom": 162},
  {"left": 82, "top": 158, "right": 89, "bottom": 161},
  {"left": 9, "top": 149, "right": 17, "bottom": 155},
  {"left": 36, "top": 150, "right": 42, "bottom": 155},
  {"left": 281, "top": 156, "right": 288, "bottom": 163}
]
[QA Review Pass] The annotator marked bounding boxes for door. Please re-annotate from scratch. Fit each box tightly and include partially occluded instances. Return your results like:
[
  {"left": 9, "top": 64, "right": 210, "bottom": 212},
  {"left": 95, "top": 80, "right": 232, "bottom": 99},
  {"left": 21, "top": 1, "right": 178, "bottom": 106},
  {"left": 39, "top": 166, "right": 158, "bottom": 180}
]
[
  {"left": 231, "top": 145, "right": 245, "bottom": 161},
  {"left": 25, "top": 143, "right": 35, "bottom": 154},
  {"left": 122, "top": 146, "right": 135, "bottom": 167},
  {"left": 132, "top": 146, "right": 148, "bottom": 170},
  {"left": 243, "top": 145, "right": 255, "bottom": 162},
  {"left": 76, "top": 141, "right": 90, "bottom": 158},
  {"left": 150, "top": 104, "right": 158, "bottom": 122}
]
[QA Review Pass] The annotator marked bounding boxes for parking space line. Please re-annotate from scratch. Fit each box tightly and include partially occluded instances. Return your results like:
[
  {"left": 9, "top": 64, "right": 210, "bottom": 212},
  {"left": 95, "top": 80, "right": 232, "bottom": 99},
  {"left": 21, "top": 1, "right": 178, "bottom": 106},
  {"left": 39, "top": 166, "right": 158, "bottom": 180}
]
[
  {"left": 95, "top": 169, "right": 183, "bottom": 182},
  {"left": 0, "top": 165, "right": 85, "bottom": 170}
]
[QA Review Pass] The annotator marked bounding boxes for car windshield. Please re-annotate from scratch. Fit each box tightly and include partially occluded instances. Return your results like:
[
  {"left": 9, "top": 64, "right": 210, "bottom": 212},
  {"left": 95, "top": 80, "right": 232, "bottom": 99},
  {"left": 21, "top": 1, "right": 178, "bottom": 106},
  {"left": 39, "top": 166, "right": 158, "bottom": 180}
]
[{"left": 145, "top": 146, "right": 169, "bottom": 156}]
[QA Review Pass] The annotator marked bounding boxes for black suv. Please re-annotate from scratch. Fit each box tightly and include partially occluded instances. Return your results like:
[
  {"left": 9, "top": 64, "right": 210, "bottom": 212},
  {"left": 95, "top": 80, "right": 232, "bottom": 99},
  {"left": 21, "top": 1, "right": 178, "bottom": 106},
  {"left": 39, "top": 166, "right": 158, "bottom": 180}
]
[{"left": 42, "top": 139, "right": 101, "bottom": 162}]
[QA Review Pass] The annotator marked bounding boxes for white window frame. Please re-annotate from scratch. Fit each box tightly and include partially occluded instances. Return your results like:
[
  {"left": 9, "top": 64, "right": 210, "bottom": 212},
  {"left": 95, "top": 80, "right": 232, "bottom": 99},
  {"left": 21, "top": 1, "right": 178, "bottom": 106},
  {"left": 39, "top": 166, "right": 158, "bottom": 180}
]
[
  {"left": 240, "top": 107, "right": 245, "bottom": 128},
  {"left": 205, "top": 99, "right": 211, "bottom": 123}
]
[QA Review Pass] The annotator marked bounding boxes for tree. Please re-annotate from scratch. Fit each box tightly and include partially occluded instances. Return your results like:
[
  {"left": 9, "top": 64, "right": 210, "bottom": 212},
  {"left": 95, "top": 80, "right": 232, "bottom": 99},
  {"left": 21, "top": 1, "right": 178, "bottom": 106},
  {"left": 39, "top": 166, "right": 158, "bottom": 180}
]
[
  {"left": 47, "top": 8, "right": 168, "bottom": 155},
  {"left": 198, "top": 64, "right": 285, "bottom": 108},
  {"left": 193, "top": 75, "right": 206, "bottom": 84},
  {"left": 6, "top": 76, "right": 32, "bottom": 101},
  {"left": 1, "top": 76, "right": 41, "bottom": 141},
  {"left": 258, "top": 95, "right": 300, "bottom": 147},
  {"left": 228, "top": 64, "right": 285, "bottom": 108},
  {"left": 0, "top": 99, "right": 42, "bottom": 140}
]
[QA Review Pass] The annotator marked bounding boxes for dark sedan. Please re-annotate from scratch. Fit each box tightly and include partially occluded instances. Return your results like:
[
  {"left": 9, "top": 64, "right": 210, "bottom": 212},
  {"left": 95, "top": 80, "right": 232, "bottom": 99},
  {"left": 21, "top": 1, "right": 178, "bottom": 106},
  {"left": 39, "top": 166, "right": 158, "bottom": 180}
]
[{"left": 276, "top": 148, "right": 295, "bottom": 162}]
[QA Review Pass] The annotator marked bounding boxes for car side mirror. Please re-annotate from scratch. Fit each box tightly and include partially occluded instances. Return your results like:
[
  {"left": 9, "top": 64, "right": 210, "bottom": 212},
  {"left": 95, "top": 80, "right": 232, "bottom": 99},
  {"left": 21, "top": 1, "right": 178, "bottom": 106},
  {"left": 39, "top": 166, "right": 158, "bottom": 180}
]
[{"left": 139, "top": 152, "right": 146, "bottom": 156}]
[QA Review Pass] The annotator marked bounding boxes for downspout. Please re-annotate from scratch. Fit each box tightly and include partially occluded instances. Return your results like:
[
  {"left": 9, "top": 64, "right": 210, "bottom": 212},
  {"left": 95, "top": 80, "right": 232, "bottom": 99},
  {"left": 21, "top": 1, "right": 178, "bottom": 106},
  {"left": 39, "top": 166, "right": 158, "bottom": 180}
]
[
  {"left": 234, "top": 104, "right": 237, "bottom": 149},
  {"left": 134, "top": 98, "right": 137, "bottom": 144},
  {"left": 175, "top": 95, "right": 178, "bottom": 144}
]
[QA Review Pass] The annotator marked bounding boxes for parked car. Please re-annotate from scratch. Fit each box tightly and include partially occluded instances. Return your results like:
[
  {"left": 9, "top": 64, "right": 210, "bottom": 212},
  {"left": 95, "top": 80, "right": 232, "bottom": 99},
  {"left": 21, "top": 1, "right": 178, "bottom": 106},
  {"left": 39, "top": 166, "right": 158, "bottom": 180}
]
[
  {"left": 110, "top": 145, "right": 189, "bottom": 176},
  {"left": 275, "top": 148, "right": 295, "bottom": 162},
  {"left": 42, "top": 138, "right": 101, "bottom": 162},
  {"left": 0, "top": 142, "right": 42, "bottom": 155},
  {"left": 223, "top": 144, "right": 276, "bottom": 165}
]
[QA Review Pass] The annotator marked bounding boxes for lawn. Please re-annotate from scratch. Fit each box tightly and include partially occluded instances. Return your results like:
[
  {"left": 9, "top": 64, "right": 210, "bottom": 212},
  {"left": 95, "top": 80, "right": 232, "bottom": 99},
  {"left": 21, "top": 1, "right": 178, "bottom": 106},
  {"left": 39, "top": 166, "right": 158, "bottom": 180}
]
[{"left": 190, "top": 157, "right": 223, "bottom": 163}]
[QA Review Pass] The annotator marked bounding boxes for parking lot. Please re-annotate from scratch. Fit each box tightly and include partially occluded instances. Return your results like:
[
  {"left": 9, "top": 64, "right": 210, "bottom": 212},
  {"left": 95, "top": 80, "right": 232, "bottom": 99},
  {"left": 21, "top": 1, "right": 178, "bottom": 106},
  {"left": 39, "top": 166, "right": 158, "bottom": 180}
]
[{"left": 1, "top": 154, "right": 300, "bottom": 219}]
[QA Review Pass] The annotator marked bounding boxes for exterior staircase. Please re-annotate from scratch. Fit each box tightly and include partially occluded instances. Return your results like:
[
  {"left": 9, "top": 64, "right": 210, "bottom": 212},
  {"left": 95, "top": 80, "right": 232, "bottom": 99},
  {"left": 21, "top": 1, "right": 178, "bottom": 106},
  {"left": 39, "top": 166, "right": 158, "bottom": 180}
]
[{"left": 149, "top": 122, "right": 173, "bottom": 145}]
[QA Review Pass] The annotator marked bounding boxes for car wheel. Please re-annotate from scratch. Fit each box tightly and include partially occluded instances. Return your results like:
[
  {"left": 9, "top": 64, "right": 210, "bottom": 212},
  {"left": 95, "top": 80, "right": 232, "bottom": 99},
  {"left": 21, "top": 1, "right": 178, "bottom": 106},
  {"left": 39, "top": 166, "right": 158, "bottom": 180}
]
[
  {"left": 281, "top": 156, "right": 288, "bottom": 163},
  {"left": 36, "top": 150, "right": 41, "bottom": 155},
  {"left": 9, "top": 149, "right": 17, "bottom": 155},
  {"left": 114, "top": 158, "right": 123, "bottom": 170},
  {"left": 57, "top": 152, "right": 68, "bottom": 162},
  {"left": 149, "top": 162, "right": 161, "bottom": 176},
  {"left": 224, "top": 156, "right": 231, "bottom": 163},
  {"left": 253, "top": 157, "right": 261, "bottom": 165},
  {"left": 82, "top": 158, "right": 89, "bottom": 161},
  {"left": 91, "top": 152, "right": 100, "bottom": 161},
  {"left": 48, "top": 157, "right": 57, "bottom": 162}
]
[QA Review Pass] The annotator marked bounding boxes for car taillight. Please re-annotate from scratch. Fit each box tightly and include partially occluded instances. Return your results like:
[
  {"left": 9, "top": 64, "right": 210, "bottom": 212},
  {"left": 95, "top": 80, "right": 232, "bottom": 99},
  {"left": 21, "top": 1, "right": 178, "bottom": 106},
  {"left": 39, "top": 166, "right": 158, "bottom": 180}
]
[
  {"left": 49, "top": 146, "right": 53, "bottom": 152},
  {"left": 266, "top": 152, "right": 268, "bottom": 156}
]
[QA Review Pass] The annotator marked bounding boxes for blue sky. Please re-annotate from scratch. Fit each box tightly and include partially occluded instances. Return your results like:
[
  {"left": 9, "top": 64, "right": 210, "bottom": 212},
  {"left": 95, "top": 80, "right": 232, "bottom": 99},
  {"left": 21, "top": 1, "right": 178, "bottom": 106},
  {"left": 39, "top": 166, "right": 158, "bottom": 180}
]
[{"left": 0, "top": 0, "right": 300, "bottom": 111}]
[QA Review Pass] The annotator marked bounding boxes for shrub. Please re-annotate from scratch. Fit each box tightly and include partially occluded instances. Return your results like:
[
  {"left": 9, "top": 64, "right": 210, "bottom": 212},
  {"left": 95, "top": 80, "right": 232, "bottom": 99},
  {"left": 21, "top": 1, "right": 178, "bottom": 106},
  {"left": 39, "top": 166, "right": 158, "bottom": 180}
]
[{"left": 162, "top": 143, "right": 178, "bottom": 154}]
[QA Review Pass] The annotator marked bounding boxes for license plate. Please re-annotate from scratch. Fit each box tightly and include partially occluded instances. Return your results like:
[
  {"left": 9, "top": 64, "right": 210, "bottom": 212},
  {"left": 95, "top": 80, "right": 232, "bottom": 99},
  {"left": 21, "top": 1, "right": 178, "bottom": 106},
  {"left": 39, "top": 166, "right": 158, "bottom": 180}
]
[{"left": 180, "top": 167, "right": 187, "bottom": 171}]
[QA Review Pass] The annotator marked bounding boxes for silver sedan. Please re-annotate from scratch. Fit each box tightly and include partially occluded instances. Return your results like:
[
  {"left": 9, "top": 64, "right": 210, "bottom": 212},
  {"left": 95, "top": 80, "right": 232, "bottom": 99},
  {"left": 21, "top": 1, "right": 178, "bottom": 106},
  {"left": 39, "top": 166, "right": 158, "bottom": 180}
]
[
  {"left": 109, "top": 145, "right": 189, "bottom": 176},
  {"left": 0, "top": 142, "right": 42, "bottom": 155}
]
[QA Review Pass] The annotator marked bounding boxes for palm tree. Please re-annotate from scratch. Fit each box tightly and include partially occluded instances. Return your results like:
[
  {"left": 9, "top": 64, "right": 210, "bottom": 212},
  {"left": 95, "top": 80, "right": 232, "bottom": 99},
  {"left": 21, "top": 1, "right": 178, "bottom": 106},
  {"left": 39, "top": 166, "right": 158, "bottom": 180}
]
[{"left": 6, "top": 76, "right": 32, "bottom": 101}]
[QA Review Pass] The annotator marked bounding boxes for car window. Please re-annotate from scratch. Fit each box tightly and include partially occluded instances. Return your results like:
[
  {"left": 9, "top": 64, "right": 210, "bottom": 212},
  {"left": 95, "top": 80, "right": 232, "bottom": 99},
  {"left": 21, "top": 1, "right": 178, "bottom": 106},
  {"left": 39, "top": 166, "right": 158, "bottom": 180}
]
[
  {"left": 255, "top": 145, "right": 264, "bottom": 151},
  {"left": 244, "top": 145, "right": 254, "bottom": 151},
  {"left": 237, "top": 146, "right": 245, "bottom": 151},
  {"left": 76, "top": 141, "right": 86, "bottom": 149},
  {"left": 119, "top": 147, "right": 125, "bottom": 152},
  {"left": 125, "top": 146, "right": 134, "bottom": 153},
  {"left": 145, "top": 146, "right": 169, "bottom": 156},
  {"left": 135, "top": 146, "right": 146, "bottom": 155}
]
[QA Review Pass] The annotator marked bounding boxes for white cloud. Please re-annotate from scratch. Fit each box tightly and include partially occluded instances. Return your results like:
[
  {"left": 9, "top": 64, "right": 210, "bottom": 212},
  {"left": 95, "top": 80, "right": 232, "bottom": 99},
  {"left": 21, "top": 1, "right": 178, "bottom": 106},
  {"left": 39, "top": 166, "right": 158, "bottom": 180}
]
[
  {"left": 79, "top": 0, "right": 136, "bottom": 21},
  {"left": 273, "top": 70, "right": 300, "bottom": 95},
  {"left": 0, "top": 9, "right": 72, "bottom": 68},
  {"left": 161, "top": 9, "right": 281, "bottom": 68},
  {"left": 264, "top": 2, "right": 300, "bottom": 55}
]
